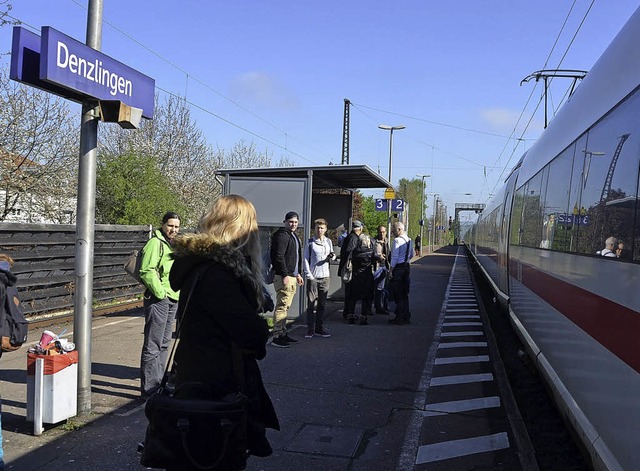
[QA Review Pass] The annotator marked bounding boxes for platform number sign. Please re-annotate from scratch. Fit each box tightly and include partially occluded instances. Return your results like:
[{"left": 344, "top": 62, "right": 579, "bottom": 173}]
[
  {"left": 375, "top": 199, "right": 388, "bottom": 211},
  {"left": 391, "top": 199, "right": 405, "bottom": 212}
]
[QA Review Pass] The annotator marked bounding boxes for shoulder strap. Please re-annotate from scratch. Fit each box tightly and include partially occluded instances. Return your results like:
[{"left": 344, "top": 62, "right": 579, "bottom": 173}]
[
  {"left": 404, "top": 237, "right": 411, "bottom": 262},
  {"left": 160, "top": 264, "right": 246, "bottom": 394}
]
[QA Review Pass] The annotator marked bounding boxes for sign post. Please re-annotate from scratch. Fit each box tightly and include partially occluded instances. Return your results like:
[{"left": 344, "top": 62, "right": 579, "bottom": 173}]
[{"left": 10, "top": 0, "right": 155, "bottom": 415}]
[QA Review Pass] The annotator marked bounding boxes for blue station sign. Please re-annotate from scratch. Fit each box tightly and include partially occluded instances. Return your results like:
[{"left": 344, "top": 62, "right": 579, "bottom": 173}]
[{"left": 10, "top": 26, "right": 155, "bottom": 119}]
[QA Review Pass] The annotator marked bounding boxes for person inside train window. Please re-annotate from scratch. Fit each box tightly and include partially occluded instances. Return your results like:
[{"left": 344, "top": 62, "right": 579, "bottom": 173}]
[
  {"left": 616, "top": 241, "right": 626, "bottom": 258},
  {"left": 596, "top": 236, "right": 617, "bottom": 257}
]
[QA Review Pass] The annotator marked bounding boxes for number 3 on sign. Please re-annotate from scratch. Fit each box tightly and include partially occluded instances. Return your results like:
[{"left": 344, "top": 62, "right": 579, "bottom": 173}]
[
  {"left": 391, "top": 199, "right": 404, "bottom": 211},
  {"left": 375, "top": 199, "right": 388, "bottom": 211}
]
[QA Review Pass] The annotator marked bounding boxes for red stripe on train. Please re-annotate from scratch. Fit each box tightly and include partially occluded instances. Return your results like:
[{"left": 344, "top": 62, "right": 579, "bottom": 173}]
[{"left": 512, "top": 260, "right": 640, "bottom": 373}]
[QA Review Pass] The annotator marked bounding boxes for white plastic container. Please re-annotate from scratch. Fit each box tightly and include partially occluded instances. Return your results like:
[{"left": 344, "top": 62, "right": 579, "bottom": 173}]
[{"left": 26, "top": 351, "right": 78, "bottom": 426}]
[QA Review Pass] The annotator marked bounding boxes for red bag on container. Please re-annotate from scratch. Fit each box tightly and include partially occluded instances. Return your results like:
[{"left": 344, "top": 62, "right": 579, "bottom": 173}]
[{"left": 27, "top": 350, "right": 78, "bottom": 375}]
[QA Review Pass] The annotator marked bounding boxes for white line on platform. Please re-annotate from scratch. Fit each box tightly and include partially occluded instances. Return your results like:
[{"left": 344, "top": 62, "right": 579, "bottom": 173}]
[
  {"left": 430, "top": 373, "right": 494, "bottom": 386},
  {"left": 415, "top": 432, "right": 510, "bottom": 463},
  {"left": 445, "top": 308, "right": 479, "bottom": 312},
  {"left": 445, "top": 315, "right": 480, "bottom": 319},
  {"left": 438, "top": 341, "right": 488, "bottom": 348},
  {"left": 442, "top": 322, "right": 482, "bottom": 327},
  {"left": 441, "top": 331, "right": 483, "bottom": 337},
  {"left": 435, "top": 355, "right": 490, "bottom": 365},
  {"left": 423, "top": 396, "right": 501, "bottom": 417}
]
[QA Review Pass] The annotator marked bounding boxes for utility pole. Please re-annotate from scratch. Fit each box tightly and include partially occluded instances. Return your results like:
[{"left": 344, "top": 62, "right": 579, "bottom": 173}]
[{"left": 341, "top": 99, "right": 350, "bottom": 164}]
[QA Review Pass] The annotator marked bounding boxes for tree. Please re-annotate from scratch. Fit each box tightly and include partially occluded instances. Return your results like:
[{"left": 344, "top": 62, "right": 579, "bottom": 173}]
[
  {"left": 397, "top": 178, "right": 424, "bottom": 240},
  {"left": 98, "top": 94, "right": 295, "bottom": 227},
  {"left": 95, "top": 149, "right": 184, "bottom": 225},
  {"left": 361, "top": 195, "right": 387, "bottom": 234},
  {"left": 0, "top": 67, "right": 79, "bottom": 222}
]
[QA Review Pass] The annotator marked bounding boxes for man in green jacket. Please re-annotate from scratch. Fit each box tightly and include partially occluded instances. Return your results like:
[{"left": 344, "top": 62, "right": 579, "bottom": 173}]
[{"left": 139, "top": 211, "right": 181, "bottom": 397}]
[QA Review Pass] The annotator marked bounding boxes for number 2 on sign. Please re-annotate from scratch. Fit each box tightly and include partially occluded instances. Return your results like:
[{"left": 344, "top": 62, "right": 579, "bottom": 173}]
[{"left": 392, "top": 199, "right": 404, "bottom": 211}]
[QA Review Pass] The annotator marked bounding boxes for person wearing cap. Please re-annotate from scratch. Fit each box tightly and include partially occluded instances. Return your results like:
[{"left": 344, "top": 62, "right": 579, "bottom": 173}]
[
  {"left": 139, "top": 211, "right": 181, "bottom": 397},
  {"left": 338, "top": 220, "right": 374, "bottom": 325},
  {"left": 269, "top": 211, "right": 304, "bottom": 348}
]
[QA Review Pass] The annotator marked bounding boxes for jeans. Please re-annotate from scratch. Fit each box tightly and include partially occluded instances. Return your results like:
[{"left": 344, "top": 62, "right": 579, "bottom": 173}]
[
  {"left": 141, "top": 296, "right": 178, "bottom": 394},
  {"left": 306, "top": 277, "right": 330, "bottom": 330}
]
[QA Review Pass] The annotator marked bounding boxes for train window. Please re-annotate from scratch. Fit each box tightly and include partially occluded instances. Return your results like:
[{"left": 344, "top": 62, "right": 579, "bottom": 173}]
[
  {"left": 542, "top": 144, "right": 576, "bottom": 251},
  {"left": 521, "top": 171, "right": 545, "bottom": 248},
  {"left": 566, "top": 135, "right": 588, "bottom": 253},
  {"left": 578, "top": 92, "right": 640, "bottom": 258},
  {"left": 510, "top": 185, "right": 525, "bottom": 245}
]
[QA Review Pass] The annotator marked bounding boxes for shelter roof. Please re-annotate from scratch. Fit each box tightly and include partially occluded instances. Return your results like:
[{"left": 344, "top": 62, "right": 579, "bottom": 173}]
[{"left": 215, "top": 165, "right": 391, "bottom": 190}]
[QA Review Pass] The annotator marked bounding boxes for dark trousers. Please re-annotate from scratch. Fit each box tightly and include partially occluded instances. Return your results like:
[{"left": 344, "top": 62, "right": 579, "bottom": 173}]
[
  {"left": 344, "top": 281, "right": 372, "bottom": 320},
  {"left": 306, "top": 277, "right": 330, "bottom": 330},
  {"left": 391, "top": 265, "right": 410, "bottom": 322}
]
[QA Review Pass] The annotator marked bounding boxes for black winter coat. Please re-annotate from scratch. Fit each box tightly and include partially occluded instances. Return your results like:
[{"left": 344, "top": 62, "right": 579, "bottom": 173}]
[
  {"left": 0, "top": 263, "right": 17, "bottom": 360},
  {"left": 169, "top": 234, "right": 280, "bottom": 466}
]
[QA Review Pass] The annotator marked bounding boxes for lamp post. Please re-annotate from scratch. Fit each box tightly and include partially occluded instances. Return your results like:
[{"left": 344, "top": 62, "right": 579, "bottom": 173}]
[
  {"left": 428, "top": 192, "right": 439, "bottom": 252},
  {"left": 379, "top": 124, "right": 406, "bottom": 236},
  {"left": 416, "top": 174, "right": 431, "bottom": 256}
]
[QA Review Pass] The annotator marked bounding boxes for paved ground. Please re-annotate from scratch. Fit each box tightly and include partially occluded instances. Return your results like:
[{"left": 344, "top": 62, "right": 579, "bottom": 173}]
[{"left": 0, "top": 246, "right": 539, "bottom": 470}]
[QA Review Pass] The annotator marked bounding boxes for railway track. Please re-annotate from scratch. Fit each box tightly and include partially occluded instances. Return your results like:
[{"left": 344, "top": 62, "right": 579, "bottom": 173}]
[{"left": 27, "top": 299, "right": 143, "bottom": 330}]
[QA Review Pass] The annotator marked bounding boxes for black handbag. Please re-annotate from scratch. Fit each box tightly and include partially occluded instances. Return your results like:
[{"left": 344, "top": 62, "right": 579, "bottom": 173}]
[{"left": 140, "top": 267, "right": 249, "bottom": 470}]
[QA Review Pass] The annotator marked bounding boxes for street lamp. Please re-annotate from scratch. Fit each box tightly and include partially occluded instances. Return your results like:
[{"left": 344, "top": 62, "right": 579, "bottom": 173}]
[
  {"left": 378, "top": 124, "right": 406, "bottom": 183},
  {"left": 379, "top": 124, "right": 406, "bottom": 236},
  {"left": 416, "top": 174, "right": 431, "bottom": 256},
  {"left": 428, "top": 193, "right": 439, "bottom": 252}
]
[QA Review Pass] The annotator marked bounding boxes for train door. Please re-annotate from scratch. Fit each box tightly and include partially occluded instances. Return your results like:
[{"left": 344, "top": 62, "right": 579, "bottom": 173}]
[{"left": 499, "top": 165, "right": 520, "bottom": 298}]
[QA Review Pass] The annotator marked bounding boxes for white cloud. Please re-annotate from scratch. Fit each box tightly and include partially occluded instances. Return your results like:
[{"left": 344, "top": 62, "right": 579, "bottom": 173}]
[
  {"left": 479, "top": 108, "right": 521, "bottom": 131},
  {"left": 230, "top": 72, "right": 299, "bottom": 111}
]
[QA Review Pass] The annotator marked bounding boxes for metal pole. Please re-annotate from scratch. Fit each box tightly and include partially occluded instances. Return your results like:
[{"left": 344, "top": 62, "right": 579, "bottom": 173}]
[
  {"left": 432, "top": 193, "right": 437, "bottom": 252},
  {"left": 387, "top": 129, "right": 393, "bottom": 238},
  {"left": 75, "top": 0, "right": 103, "bottom": 415},
  {"left": 419, "top": 177, "right": 425, "bottom": 256}
]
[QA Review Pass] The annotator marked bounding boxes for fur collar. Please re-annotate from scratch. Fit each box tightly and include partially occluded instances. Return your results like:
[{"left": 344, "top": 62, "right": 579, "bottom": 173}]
[{"left": 171, "top": 233, "right": 261, "bottom": 297}]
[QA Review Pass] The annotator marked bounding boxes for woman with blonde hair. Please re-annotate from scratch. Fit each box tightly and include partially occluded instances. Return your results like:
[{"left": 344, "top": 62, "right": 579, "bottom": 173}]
[{"left": 167, "top": 195, "right": 279, "bottom": 470}]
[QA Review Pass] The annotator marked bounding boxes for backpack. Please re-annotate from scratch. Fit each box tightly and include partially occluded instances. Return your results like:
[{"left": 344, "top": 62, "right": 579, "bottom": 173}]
[
  {"left": 262, "top": 250, "right": 275, "bottom": 285},
  {"left": 124, "top": 249, "right": 144, "bottom": 283},
  {"left": 124, "top": 238, "right": 165, "bottom": 284},
  {"left": 2, "top": 284, "right": 28, "bottom": 352}
]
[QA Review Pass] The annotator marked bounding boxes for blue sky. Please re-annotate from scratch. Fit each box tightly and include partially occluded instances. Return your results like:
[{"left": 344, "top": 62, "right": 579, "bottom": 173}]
[{"left": 2, "top": 1, "right": 639, "bottom": 221}]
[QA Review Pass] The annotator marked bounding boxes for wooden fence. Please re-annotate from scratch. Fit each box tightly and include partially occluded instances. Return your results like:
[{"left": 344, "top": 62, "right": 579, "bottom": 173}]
[{"left": 0, "top": 222, "right": 152, "bottom": 319}]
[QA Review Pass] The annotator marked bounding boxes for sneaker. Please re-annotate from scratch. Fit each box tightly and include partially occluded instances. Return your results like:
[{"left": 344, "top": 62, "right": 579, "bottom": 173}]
[
  {"left": 305, "top": 329, "right": 314, "bottom": 339},
  {"left": 348, "top": 318, "right": 355, "bottom": 325},
  {"left": 314, "top": 328, "right": 331, "bottom": 338},
  {"left": 271, "top": 336, "right": 290, "bottom": 348},
  {"left": 283, "top": 333, "right": 298, "bottom": 344}
]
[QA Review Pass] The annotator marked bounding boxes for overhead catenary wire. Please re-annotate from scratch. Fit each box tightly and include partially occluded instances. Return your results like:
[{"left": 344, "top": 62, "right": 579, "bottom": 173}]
[{"left": 487, "top": 0, "right": 595, "bottom": 199}]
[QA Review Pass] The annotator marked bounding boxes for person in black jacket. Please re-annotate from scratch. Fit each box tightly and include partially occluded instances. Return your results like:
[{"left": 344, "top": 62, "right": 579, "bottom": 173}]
[
  {"left": 0, "top": 254, "right": 17, "bottom": 471},
  {"left": 168, "top": 195, "right": 279, "bottom": 471},
  {"left": 269, "top": 211, "right": 304, "bottom": 348},
  {"left": 338, "top": 220, "right": 374, "bottom": 325}
]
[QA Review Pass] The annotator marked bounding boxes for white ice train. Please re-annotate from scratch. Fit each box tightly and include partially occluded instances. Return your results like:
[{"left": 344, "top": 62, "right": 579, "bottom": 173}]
[{"left": 466, "top": 7, "right": 640, "bottom": 471}]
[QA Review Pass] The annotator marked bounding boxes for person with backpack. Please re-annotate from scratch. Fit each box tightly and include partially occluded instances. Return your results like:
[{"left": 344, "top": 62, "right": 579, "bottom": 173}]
[
  {"left": 303, "top": 218, "right": 336, "bottom": 339},
  {"left": 269, "top": 211, "right": 304, "bottom": 348},
  {"left": 139, "top": 211, "right": 181, "bottom": 397},
  {"left": 338, "top": 220, "right": 375, "bottom": 325}
]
